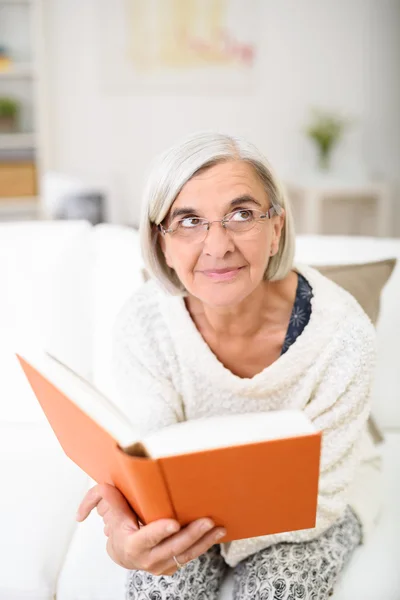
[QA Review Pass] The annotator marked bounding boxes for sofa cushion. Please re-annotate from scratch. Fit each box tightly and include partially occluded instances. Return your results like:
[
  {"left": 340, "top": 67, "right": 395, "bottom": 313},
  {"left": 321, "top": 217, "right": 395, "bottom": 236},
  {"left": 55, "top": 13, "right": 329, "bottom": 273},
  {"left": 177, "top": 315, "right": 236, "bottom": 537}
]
[
  {"left": 0, "top": 221, "right": 93, "bottom": 424},
  {"left": 56, "top": 484, "right": 128, "bottom": 600},
  {"left": 314, "top": 258, "right": 396, "bottom": 444},
  {"left": 295, "top": 235, "right": 400, "bottom": 430},
  {"left": 315, "top": 259, "right": 396, "bottom": 325},
  {"left": 90, "top": 224, "right": 144, "bottom": 400},
  {"left": 0, "top": 422, "right": 89, "bottom": 600}
]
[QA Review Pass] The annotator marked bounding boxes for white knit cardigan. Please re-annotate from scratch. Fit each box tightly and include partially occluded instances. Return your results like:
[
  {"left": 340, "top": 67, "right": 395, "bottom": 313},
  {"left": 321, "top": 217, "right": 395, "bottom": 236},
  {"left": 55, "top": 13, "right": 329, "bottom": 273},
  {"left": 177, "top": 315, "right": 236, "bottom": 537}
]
[{"left": 112, "top": 264, "right": 382, "bottom": 567}]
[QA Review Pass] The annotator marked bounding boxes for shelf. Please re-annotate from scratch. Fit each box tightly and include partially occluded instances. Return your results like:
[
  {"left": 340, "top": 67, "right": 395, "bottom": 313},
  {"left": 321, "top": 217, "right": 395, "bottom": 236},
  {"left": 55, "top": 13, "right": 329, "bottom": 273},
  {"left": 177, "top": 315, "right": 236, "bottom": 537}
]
[
  {"left": 0, "top": 196, "right": 39, "bottom": 215},
  {"left": 0, "top": 132, "right": 36, "bottom": 150},
  {"left": 0, "top": 63, "right": 35, "bottom": 79},
  {"left": 0, "top": 1, "right": 32, "bottom": 5}
]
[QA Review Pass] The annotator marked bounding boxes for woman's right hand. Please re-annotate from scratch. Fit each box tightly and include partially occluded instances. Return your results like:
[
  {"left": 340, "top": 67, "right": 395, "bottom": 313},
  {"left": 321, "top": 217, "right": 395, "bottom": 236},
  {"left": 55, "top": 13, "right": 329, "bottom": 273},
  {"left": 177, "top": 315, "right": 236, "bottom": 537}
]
[{"left": 76, "top": 483, "right": 226, "bottom": 575}]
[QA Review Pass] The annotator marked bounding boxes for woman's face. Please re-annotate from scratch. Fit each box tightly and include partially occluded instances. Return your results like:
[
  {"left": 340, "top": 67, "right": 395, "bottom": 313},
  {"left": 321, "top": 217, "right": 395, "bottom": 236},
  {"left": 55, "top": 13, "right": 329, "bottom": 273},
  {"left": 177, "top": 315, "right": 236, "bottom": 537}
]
[{"left": 159, "top": 160, "right": 285, "bottom": 308}]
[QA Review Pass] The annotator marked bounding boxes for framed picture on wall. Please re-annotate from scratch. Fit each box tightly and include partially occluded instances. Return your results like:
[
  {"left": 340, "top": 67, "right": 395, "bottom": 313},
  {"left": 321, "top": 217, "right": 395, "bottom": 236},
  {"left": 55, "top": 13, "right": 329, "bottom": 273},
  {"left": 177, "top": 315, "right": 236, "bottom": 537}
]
[{"left": 97, "top": 0, "right": 261, "bottom": 94}]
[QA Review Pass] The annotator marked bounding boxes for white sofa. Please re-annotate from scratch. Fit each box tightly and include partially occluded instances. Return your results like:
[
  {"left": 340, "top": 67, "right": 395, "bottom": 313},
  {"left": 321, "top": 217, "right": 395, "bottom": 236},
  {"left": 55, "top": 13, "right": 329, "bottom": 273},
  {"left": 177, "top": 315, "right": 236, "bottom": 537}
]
[{"left": 1, "top": 221, "right": 400, "bottom": 600}]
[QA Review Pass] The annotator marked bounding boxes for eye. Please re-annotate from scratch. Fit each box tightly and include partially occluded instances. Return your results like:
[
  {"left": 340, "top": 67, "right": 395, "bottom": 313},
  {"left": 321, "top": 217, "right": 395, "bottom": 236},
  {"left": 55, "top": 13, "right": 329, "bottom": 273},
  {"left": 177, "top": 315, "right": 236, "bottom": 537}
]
[
  {"left": 230, "top": 209, "right": 254, "bottom": 222},
  {"left": 179, "top": 216, "right": 203, "bottom": 228}
]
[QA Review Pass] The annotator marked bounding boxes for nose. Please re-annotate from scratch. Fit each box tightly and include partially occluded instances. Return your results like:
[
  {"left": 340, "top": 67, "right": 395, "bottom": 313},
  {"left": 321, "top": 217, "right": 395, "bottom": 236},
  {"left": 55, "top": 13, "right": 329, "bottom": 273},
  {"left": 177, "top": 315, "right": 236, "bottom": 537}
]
[{"left": 202, "top": 221, "right": 235, "bottom": 258}]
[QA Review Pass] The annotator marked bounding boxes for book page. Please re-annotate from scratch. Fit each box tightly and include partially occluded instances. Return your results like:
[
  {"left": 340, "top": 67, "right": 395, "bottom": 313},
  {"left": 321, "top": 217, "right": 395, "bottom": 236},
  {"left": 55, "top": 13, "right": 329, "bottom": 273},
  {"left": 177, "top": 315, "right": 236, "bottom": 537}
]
[
  {"left": 18, "top": 350, "right": 140, "bottom": 447},
  {"left": 142, "top": 410, "right": 317, "bottom": 458}
]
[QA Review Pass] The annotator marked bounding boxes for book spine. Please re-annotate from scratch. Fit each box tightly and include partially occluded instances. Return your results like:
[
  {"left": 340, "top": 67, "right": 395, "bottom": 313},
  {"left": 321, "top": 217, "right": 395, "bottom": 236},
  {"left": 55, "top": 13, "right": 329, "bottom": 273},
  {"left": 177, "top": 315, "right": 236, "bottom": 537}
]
[{"left": 114, "top": 446, "right": 176, "bottom": 525}]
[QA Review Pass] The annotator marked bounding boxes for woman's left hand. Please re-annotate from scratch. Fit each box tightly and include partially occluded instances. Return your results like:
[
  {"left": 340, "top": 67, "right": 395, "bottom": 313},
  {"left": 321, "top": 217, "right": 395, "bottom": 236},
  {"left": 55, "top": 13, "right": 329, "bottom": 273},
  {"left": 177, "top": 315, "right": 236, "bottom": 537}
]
[{"left": 75, "top": 483, "right": 143, "bottom": 567}]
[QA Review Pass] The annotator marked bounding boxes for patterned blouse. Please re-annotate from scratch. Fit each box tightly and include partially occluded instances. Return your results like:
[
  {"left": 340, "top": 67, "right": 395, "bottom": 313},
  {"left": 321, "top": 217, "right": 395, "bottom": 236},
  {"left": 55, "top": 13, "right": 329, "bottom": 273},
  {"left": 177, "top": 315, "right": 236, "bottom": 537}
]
[{"left": 281, "top": 273, "right": 314, "bottom": 355}]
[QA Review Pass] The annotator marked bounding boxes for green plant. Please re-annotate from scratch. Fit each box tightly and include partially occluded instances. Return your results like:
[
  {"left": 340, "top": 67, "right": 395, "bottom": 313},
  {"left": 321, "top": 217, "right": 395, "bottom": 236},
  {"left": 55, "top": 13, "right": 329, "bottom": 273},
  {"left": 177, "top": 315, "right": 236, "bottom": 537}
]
[
  {"left": 0, "top": 97, "right": 19, "bottom": 118},
  {"left": 305, "top": 108, "right": 350, "bottom": 170}
]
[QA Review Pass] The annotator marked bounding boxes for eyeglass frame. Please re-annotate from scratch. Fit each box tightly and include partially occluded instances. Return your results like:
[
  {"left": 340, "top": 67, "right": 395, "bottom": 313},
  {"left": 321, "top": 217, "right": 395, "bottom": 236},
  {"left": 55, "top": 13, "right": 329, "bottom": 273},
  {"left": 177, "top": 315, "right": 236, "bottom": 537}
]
[{"left": 157, "top": 206, "right": 280, "bottom": 239}]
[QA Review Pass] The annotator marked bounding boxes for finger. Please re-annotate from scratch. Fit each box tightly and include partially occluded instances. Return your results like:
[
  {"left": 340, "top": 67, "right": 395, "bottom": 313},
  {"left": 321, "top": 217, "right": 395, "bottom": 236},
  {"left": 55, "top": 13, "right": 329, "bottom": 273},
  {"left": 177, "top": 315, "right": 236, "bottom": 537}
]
[
  {"left": 152, "top": 524, "right": 226, "bottom": 576},
  {"left": 76, "top": 483, "right": 139, "bottom": 531},
  {"left": 96, "top": 498, "right": 117, "bottom": 525},
  {"left": 96, "top": 498, "right": 109, "bottom": 518},
  {"left": 76, "top": 484, "right": 104, "bottom": 521},
  {"left": 161, "top": 565, "right": 178, "bottom": 576},
  {"left": 168, "top": 526, "right": 226, "bottom": 570},
  {"left": 149, "top": 518, "right": 221, "bottom": 566},
  {"left": 96, "top": 497, "right": 128, "bottom": 531},
  {"left": 76, "top": 484, "right": 123, "bottom": 522},
  {"left": 129, "top": 518, "right": 181, "bottom": 554}
]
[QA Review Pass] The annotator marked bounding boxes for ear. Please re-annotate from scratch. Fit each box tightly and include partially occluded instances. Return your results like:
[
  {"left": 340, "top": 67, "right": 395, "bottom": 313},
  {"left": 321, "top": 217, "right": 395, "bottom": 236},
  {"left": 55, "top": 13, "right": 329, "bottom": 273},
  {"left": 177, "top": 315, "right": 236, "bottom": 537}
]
[
  {"left": 271, "top": 208, "right": 285, "bottom": 255},
  {"left": 156, "top": 227, "right": 174, "bottom": 269}
]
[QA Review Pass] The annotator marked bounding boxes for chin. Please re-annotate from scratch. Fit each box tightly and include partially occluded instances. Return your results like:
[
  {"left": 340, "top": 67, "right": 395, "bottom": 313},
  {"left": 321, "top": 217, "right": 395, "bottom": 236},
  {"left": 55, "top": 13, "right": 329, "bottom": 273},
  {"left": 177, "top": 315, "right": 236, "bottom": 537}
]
[{"left": 191, "top": 278, "right": 257, "bottom": 308}]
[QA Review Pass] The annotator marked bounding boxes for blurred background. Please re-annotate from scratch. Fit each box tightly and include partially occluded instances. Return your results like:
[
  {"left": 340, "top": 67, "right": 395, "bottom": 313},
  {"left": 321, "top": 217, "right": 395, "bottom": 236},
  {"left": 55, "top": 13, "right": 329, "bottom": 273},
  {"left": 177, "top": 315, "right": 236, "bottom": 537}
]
[{"left": 0, "top": 0, "right": 399, "bottom": 235}]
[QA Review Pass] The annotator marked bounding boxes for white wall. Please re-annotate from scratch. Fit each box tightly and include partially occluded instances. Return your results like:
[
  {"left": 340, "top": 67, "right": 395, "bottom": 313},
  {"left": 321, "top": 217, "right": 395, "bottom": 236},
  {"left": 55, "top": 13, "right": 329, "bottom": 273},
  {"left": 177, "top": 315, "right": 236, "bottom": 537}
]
[{"left": 43, "top": 0, "right": 400, "bottom": 231}]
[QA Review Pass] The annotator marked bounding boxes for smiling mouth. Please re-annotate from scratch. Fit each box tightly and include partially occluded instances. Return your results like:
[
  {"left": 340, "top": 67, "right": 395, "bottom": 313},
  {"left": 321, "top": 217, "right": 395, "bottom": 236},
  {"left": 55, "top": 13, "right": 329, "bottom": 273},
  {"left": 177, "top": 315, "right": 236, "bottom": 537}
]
[
  {"left": 201, "top": 266, "right": 245, "bottom": 280},
  {"left": 203, "top": 266, "right": 244, "bottom": 274}
]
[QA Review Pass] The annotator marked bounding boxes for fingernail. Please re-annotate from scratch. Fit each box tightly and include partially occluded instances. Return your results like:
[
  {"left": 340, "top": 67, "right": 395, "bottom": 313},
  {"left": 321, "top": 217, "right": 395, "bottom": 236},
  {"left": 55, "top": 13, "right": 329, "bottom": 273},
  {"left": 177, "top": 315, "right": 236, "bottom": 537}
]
[
  {"left": 75, "top": 512, "right": 82, "bottom": 522},
  {"left": 167, "top": 522, "right": 180, "bottom": 534},
  {"left": 215, "top": 529, "right": 226, "bottom": 540},
  {"left": 200, "top": 519, "right": 214, "bottom": 532}
]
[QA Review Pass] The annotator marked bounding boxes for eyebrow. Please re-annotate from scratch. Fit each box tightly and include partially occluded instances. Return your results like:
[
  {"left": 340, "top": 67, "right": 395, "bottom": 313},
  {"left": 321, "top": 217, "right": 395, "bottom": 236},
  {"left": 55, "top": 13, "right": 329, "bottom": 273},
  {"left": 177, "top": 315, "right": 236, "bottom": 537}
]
[{"left": 169, "top": 195, "right": 263, "bottom": 221}]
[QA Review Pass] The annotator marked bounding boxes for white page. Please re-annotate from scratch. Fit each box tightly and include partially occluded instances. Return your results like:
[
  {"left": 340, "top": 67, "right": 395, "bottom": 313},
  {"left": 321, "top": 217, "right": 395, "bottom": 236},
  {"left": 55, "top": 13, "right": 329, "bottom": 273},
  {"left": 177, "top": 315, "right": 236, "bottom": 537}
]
[
  {"left": 142, "top": 410, "right": 317, "bottom": 458},
  {"left": 18, "top": 350, "right": 140, "bottom": 447}
]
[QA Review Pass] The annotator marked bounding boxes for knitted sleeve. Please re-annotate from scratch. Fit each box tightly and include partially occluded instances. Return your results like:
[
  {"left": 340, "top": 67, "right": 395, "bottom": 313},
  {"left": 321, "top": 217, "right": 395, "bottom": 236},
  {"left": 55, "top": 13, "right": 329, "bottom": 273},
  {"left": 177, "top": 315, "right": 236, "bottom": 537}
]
[
  {"left": 111, "top": 290, "right": 185, "bottom": 437},
  {"left": 221, "top": 316, "right": 377, "bottom": 567}
]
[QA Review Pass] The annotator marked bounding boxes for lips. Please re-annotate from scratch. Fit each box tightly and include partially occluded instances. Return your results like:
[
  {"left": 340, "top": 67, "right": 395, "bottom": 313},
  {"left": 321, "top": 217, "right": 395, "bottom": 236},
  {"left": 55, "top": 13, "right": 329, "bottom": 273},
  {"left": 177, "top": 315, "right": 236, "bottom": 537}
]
[
  {"left": 201, "top": 266, "right": 245, "bottom": 281},
  {"left": 203, "top": 267, "right": 243, "bottom": 275},
  {"left": 202, "top": 267, "right": 244, "bottom": 274}
]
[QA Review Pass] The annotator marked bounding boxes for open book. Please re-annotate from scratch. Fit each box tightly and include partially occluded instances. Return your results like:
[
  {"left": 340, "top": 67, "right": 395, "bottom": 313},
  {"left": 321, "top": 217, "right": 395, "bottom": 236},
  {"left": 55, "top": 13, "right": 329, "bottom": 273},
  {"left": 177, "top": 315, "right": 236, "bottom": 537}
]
[{"left": 16, "top": 351, "right": 322, "bottom": 542}]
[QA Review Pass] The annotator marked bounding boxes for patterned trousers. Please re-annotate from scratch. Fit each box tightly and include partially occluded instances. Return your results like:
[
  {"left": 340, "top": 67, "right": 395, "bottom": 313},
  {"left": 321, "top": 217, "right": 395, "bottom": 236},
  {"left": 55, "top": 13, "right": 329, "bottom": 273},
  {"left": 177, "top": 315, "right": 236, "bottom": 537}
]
[{"left": 126, "top": 505, "right": 362, "bottom": 600}]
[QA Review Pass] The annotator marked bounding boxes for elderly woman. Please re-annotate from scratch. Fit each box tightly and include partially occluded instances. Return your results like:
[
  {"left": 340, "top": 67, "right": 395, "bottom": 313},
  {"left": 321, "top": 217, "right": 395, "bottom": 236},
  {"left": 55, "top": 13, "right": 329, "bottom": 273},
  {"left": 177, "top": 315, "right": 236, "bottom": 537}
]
[{"left": 76, "top": 132, "right": 380, "bottom": 600}]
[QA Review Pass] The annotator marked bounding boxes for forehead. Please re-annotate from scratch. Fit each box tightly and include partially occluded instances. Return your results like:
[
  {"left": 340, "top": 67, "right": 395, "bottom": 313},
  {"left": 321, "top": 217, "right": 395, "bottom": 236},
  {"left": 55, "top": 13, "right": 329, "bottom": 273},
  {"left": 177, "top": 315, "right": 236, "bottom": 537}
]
[{"left": 172, "top": 160, "right": 267, "bottom": 210}]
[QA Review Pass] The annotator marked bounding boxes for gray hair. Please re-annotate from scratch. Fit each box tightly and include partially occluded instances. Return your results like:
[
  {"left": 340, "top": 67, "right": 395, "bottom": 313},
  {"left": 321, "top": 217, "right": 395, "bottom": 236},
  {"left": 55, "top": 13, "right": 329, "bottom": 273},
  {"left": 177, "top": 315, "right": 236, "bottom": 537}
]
[{"left": 139, "top": 131, "right": 296, "bottom": 295}]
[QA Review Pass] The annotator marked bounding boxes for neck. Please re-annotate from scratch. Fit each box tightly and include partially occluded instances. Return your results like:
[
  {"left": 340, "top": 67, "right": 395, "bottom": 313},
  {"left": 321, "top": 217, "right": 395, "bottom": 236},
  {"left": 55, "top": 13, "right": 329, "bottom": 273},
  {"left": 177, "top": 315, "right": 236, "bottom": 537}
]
[{"left": 187, "top": 279, "right": 280, "bottom": 338}]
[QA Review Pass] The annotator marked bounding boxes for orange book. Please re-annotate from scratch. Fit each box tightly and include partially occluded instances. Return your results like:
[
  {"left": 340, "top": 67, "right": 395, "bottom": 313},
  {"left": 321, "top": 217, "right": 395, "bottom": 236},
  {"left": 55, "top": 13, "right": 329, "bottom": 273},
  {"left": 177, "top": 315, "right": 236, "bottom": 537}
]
[{"left": 16, "top": 351, "right": 322, "bottom": 543}]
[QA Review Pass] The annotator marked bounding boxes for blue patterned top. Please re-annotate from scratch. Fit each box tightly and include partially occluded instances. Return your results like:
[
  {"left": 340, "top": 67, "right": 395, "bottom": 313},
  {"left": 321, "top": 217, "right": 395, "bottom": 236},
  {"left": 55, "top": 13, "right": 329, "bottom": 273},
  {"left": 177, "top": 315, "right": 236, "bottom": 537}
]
[{"left": 281, "top": 273, "right": 313, "bottom": 355}]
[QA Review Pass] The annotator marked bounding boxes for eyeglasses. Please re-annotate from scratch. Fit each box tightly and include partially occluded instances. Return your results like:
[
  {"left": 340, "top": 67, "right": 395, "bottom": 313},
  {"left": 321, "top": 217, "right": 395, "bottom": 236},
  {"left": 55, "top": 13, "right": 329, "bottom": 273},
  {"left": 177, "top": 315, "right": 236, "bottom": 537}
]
[{"left": 158, "top": 207, "right": 279, "bottom": 244}]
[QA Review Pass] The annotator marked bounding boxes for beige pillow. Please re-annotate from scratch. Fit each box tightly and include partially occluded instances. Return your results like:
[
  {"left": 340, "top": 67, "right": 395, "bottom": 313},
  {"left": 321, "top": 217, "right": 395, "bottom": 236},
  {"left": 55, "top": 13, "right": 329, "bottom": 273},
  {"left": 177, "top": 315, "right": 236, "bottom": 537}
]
[
  {"left": 314, "top": 259, "right": 396, "bottom": 325},
  {"left": 314, "top": 258, "right": 397, "bottom": 445}
]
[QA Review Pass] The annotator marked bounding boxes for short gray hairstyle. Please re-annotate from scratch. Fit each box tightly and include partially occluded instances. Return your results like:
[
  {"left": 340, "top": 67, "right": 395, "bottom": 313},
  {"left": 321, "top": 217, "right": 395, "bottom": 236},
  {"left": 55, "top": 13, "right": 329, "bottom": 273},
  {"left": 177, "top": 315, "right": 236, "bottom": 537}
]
[{"left": 140, "top": 131, "right": 296, "bottom": 295}]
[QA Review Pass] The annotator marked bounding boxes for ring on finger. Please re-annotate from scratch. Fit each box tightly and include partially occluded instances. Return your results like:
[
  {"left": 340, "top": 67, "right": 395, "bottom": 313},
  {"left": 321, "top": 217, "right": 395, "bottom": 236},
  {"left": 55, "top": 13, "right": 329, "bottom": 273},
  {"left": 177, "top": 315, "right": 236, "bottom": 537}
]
[{"left": 173, "top": 555, "right": 185, "bottom": 570}]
